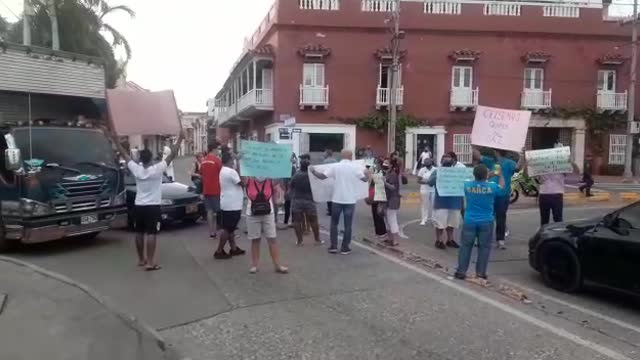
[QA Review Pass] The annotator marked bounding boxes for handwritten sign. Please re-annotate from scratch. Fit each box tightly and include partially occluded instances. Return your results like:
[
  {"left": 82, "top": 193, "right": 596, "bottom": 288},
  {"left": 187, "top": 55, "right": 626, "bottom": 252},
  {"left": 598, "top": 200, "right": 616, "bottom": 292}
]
[
  {"left": 309, "top": 160, "right": 368, "bottom": 202},
  {"left": 240, "top": 140, "right": 293, "bottom": 178},
  {"left": 436, "top": 167, "right": 474, "bottom": 197},
  {"left": 526, "top": 146, "right": 573, "bottom": 176},
  {"left": 471, "top": 106, "right": 531, "bottom": 152}
]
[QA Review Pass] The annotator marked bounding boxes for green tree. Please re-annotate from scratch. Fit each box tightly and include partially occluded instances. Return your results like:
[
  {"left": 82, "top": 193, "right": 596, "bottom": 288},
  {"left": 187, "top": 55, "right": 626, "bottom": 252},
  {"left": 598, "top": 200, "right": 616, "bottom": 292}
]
[{"left": 8, "top": 1, "right": 134, "bottom": 88}]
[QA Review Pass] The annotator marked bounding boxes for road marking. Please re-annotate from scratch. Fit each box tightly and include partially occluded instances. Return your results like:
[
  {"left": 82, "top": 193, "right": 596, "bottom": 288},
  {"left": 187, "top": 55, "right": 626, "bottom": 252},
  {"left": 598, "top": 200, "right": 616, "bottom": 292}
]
[
  {"left": 501, "top": 279, "right": 640, "bottom": 336},
  {"left": 347, "top": 238, "right": 633, "bottom": 360}
]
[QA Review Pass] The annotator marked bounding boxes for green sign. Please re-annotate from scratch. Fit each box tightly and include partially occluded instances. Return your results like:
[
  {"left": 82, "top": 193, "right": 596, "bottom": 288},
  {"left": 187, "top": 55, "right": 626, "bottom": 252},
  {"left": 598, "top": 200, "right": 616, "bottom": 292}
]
[{"left": 240, "top": 140, "right": 293, "bottom": 178}]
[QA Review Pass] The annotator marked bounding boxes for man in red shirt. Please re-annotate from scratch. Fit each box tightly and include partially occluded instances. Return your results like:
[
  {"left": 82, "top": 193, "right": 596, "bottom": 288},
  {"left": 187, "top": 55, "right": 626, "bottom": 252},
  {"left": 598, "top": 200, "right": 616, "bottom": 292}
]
[{"left": 201, "top": 142, "right": 222, "bottom": 238}]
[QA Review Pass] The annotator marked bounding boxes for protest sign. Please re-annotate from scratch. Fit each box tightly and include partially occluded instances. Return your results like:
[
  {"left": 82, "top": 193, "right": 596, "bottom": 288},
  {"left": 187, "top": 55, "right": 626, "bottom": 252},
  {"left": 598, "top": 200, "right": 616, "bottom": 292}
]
[
  {"left": 308, "top": 160, "right": 368, "bottom": 203},
  {"left": 525, "top": 146, "right": 573, "bottom": 176},
  {"left": 436, "top": 167, "right": 474, "bottom": 197},
  {"left": 471, "top": 106, "right": 531, "bottom": 152},
  {"left": 107, "top": 89, "right": 181, "bottom": 135},
  {"left": 240, "top": 140, "right": 293, "bottom": 178}
]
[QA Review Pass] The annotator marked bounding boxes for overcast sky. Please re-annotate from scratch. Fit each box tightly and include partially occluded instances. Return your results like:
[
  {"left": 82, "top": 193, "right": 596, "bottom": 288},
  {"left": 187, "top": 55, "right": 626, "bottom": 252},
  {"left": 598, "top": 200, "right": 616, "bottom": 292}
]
[
  {"left": 0, "top": 0, "right": 273, "bottom": 112},
  {"left": 0, "top": 0, "right": 634, "bottom": 113}
]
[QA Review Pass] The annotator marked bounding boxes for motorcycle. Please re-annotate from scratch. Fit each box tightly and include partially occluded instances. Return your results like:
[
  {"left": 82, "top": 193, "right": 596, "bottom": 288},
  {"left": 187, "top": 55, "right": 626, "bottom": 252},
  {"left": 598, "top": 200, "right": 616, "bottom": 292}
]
[{"left": 510, "top": 171, "right": 539, "bottom": 204}]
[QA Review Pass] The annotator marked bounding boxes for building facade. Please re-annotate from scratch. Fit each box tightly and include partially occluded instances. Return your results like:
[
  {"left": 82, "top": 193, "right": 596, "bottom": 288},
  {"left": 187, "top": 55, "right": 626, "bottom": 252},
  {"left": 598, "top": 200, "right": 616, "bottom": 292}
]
[
  {"left": 214, "top": 0, "right": 636, "bottom": 173},
  {"left": 180, "top": 112, "right": 210, "bottom": 155}
]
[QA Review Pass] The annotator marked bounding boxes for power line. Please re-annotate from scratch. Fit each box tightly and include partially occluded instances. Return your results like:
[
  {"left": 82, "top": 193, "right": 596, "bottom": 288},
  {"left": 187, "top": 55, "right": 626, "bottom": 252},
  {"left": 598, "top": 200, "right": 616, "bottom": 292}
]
[{"left": 0, "top": 0, "right": 20, "bottom": 20}]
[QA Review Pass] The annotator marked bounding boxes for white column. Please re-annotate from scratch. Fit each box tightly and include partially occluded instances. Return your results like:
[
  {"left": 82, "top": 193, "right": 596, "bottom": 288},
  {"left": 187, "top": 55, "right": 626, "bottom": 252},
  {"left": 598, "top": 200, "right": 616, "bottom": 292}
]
[
  {"left": 572, "top": 128, "right": 586, "bottom": 173},
  {"left": 405, "top": 130, "right": 414, "bottom": 171},
  {"left": 436, "top": 132, "right": 446, "bottom": 164},
  {"left": 253, "top": 60, "right": 257, "bottom": 91}
]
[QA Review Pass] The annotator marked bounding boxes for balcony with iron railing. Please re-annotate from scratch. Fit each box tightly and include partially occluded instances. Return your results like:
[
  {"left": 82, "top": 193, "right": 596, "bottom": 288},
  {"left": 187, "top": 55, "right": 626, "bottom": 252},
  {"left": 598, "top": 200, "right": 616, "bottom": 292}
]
[
  {"left": 376, "top": 87, "right": 404, "bottom": 109},
  {"left": 216, "top": 88, "right": 273, "bottom": 126},
  {"left": 300, "top": 86, "right": 330, "bottom": 109},
  {"left": 597, "top": 91, "right": 628, "bottom": 113},
  {"left": 521, "top": 89, "right": 552, "bottom": 111},
  {"left": 450, "top": 88, "right": 479, "bottom": 111}
]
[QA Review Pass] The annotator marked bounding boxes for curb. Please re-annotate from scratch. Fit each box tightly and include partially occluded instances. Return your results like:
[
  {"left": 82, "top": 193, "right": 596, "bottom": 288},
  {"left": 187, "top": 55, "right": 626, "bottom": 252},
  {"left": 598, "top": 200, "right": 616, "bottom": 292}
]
[
  {"left": 406, "top": 191, "right": 638, "bottom": 203},
  {"left": 0, "top": 256, "right": 168, "bottom": 354}
]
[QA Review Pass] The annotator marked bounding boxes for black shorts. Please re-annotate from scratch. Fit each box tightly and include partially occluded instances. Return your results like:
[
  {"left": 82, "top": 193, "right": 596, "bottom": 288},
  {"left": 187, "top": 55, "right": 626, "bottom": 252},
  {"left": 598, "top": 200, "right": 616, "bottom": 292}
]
[
  {"left": 217, "top": 210, "right": 242, "bottom": 232},
  {"left": 134, "top": 205, "right": 162, "bottom": 234}
]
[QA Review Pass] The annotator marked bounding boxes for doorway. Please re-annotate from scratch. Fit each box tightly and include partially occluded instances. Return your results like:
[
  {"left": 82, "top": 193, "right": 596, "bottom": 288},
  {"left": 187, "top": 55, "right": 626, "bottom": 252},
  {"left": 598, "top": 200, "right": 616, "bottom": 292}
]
[
  {"left": 416, "top": 134, "right": 435, "bottom": 163},
  {"left": 531, "top": 128, "right": 559, "bottom": 150}
]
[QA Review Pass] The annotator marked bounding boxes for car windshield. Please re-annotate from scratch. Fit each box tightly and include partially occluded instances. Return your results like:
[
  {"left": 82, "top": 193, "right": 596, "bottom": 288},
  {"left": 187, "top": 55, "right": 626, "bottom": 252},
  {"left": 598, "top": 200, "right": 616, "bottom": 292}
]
[{"left": 13, "top": 127, "right": 116, "bottom": 168}]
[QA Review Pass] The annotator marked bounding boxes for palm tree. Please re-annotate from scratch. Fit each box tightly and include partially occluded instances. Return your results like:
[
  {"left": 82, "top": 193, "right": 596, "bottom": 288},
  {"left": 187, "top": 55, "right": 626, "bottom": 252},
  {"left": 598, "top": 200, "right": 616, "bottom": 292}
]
[{"left": 11, "top": 0, "right": 135, "bottom": 87}]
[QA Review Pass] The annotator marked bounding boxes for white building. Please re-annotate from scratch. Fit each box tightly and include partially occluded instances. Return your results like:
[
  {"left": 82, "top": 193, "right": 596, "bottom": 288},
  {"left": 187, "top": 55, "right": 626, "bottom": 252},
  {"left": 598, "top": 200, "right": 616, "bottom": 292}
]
[{"left": 180, "top": 112, "right": 210, "bottom": 155}]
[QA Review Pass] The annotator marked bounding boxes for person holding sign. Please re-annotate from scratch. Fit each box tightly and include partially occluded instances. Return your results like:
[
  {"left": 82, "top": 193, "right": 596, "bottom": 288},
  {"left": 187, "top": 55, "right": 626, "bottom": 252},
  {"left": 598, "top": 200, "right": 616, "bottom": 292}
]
[
  {"left": 455, "top": 164, "right": 505, "bottom": 281},
  {"left": 311, "top": 149, "right": 371, "bottom": 255},
  {"left": 524, "top": 155, "right": 579, "bottom": 226},
  {"left": 427, "top": 152, "right": 464, "bottom": 250},
  {"left": 106, "top": 127, "right": 184, "bottom": 271},
  {"left": 473, "top": 148, "right": 523, "bottom": 250},
  {"left": 244, "top": 176, "right": 288, "bottom": 274},
  {"left": 417, "top": 158, "right": 436, "bottom": 225},
  {"left": 382, "top": 159, "right": 402, "bottom": 247}
]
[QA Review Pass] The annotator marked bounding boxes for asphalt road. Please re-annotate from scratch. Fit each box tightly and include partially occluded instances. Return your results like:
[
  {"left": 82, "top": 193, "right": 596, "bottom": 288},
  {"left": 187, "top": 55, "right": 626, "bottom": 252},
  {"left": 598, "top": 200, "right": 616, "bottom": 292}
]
[{"left": 5, "top": 157, "right": 640, "bottom": 359}]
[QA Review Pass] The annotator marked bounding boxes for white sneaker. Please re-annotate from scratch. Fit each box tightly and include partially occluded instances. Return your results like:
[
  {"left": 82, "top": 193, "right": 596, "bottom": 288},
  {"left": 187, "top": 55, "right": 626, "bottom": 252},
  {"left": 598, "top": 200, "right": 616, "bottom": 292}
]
[
  {"left": 249, "top": 266, "right": 258, "bottom": 274},
  {"left": 419, "top": 221, "right": 427, "bottom": 226},
  {"left": 505, "top": 229, "right": 510, "bottom": 238},
  {"left": 498, "top": 240, "right": 507, "bottom": 250}
]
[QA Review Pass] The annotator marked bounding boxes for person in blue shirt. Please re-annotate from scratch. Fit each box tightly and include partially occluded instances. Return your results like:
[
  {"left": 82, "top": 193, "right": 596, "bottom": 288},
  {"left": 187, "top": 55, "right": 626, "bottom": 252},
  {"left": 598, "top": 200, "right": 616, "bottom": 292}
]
[
  {"left": 473, "top": 147, "right": 523, "bottom": 250},
  {"left": 427, "top": 152, "right": 464, "bottom": 250},
  {"left": 455, "top": 164, "right": 505, "bottom": 280}
]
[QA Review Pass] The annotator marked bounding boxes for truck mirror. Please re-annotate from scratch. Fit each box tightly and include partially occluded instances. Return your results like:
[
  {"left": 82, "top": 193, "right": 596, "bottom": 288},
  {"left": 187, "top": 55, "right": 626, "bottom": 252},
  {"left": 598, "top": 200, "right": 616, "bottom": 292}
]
[{"left": 5, "top": 148, "right": 21, "bottom": 171}]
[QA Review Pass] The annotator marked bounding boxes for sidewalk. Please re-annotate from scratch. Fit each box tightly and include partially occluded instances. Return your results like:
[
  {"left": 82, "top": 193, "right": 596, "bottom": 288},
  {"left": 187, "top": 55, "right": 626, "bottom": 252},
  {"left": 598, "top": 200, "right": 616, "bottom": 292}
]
[{"left": 0, "top": 257, "right": 174, "bottom": 360}]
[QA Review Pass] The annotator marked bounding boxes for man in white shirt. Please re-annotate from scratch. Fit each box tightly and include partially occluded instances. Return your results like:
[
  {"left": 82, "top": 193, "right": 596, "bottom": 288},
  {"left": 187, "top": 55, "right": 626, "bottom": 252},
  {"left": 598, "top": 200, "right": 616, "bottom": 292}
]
[
  {"left": 109, "top": 128, "right": 183, "bottom": 271},
  {"left": 417, "top": 158, "right": 436, "bottom": 225},
  {"left": 214, "top": 152, "right": 246, "bottom": 259},
  {"left": 311, "top": 149, "right": 370, "bottom": 255}
]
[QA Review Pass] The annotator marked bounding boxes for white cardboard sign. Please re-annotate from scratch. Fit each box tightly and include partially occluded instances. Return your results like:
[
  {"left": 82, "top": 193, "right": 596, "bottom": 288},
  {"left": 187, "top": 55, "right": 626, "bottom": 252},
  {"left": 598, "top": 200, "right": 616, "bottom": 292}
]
[{"left": 471, "top": 106, "right": 531, "bottom": 152}]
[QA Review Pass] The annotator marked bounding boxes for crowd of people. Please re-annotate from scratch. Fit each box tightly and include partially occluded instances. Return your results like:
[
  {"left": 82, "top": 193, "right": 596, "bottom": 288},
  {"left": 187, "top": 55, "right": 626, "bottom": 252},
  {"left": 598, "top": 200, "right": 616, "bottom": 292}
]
[{"left": 114, "top": 126, "right": 588, "bottom": 281}]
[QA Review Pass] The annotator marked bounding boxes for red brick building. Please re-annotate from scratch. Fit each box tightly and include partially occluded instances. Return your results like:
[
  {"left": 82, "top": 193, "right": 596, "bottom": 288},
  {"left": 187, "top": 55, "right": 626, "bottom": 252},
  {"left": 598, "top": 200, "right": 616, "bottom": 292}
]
[{"left": 214, "top": 0, "right": 636, "bottom": 173}]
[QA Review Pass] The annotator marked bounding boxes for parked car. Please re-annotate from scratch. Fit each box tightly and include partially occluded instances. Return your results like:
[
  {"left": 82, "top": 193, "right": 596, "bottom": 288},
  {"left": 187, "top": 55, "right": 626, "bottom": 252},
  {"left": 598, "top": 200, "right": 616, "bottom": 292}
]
[
  {"left": 125, "top": 172, "right": 204, "bottom": 229},
  {"left": 529, "top": 201, "right": 640, "bottom": 295}
]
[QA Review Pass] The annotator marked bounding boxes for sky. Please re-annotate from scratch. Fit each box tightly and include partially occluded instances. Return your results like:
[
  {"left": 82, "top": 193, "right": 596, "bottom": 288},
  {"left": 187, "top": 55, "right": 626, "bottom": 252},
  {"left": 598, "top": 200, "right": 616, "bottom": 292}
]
[
  {"left": 0, "top": 0, "right": 634, "bottom": 113},
  {"left": 0, "top": 0, "right": 274, "bottom": 112}
]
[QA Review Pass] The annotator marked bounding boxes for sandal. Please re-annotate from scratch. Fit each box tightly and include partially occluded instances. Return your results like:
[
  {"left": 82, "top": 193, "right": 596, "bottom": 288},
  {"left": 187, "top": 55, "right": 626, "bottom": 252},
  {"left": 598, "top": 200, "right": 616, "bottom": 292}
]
[{"left": 145, "top": 264, "right": 162, "bottom": 272}]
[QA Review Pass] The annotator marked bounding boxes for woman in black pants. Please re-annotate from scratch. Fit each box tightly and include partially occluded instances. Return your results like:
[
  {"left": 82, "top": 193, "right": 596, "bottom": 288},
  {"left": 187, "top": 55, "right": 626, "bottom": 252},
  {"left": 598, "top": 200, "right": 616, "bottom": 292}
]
[
  {"left": 369, "top": 159, "right": 387, "bottom": 239},
  {"left": 525, "top": 161, "right": 579, "bottom": 226}
]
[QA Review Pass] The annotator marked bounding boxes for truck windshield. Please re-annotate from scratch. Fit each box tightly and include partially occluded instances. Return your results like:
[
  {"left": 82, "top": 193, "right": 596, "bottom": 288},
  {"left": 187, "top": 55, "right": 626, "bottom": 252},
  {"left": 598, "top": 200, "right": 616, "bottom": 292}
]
[{"left": 12, "top": 127, "right": 116, "bottom": 167}]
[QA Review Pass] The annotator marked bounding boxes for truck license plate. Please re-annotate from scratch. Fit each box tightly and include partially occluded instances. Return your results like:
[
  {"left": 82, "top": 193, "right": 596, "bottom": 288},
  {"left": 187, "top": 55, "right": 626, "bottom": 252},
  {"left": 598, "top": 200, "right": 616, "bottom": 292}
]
[
  {"left": 186, "top": 204, "right": 198, "bottom": 214},
  {"left": 81, "top": 214, "right": 98, "bottom": 225}
]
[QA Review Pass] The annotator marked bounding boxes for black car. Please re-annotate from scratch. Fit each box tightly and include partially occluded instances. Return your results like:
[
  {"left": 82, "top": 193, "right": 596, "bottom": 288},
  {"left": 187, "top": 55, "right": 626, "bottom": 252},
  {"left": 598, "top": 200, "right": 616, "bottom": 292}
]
[
  {"left": 125, "top": 173, "right": 204, "bottom": 229},
  {"left": 529, "top": 201, "right": 640, "bottom": 294}
]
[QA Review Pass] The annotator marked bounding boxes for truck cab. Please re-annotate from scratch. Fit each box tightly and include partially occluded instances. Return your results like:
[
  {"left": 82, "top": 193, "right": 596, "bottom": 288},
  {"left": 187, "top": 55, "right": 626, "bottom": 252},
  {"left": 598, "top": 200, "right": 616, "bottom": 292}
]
[{"left": 0, "top": 42, "right": 127, "bottom": 250}]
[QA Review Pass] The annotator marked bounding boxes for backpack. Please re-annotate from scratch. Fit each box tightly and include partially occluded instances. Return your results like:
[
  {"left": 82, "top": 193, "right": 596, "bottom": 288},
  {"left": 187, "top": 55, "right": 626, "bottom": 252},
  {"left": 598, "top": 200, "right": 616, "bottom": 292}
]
[{"left": 250, "top": 179, "right": 272, "bottom": 216}]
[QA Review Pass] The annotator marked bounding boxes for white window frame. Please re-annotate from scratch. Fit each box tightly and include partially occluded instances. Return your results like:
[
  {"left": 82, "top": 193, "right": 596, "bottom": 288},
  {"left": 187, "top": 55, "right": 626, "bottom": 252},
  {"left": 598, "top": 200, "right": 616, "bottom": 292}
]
[
  {"left": 453, "top": 134, "right": 472, "bottom": 164},
  {"left": 609, "top": 134, "right": 627, "bottom": 165},
  {"left": 524, "top": 68, "right": 544, "bottom": 90},
  {"left": 378, "top": 63, "right": 402, "bottom": 88},
  {"left": 598, "top": 70, "right": 616, "bottom": 93},
  {"left": 452, "top": 66, "right": 473, "bottom": 89},
  {"left": 303, "top": 63, "right": 325, "bottom": 87}
]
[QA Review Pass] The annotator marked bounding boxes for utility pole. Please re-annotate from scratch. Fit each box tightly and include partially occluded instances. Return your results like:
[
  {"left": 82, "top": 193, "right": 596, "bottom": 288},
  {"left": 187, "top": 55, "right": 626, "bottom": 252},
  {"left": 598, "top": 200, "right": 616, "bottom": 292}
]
[
  {"left": 387, "top": 0, "right": 401, "bottom": 154},
  {"left": 624, "top": 0, "right": 638, "bottom": 179},
  {"left": 47, "top": 0, "right": 60, "bottom": 50},
  {"left": 23, "top": 0, "right": 32, "bottom": 46}
]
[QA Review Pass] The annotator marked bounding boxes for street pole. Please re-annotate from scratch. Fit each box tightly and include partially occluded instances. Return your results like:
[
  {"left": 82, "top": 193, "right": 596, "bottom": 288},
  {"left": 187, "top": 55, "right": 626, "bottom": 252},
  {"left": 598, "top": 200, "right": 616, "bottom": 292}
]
[
  {"left": 387, "top": 0, "right": 401, "bottom": 154},
  {"left": 624, "top": 0, "right": 638, "bottom": 179}
]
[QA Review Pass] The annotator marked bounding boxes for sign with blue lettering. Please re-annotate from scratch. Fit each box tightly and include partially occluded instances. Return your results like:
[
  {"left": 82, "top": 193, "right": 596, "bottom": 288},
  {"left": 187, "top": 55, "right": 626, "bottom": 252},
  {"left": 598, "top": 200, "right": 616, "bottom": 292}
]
[
  {"left": 436, "top": 167, "right": 474, "bottom": 197},
  {"left": 240, "top": 140, "right": 293, "bottom": 178}
]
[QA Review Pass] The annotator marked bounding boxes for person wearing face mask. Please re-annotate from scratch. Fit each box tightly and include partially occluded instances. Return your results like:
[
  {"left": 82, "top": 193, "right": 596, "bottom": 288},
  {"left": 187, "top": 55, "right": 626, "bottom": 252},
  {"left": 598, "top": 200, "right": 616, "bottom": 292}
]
[
  {"left": 368, "top": 157, "right": 388, "bottom": 241},
  {"left": 417, "top": 158, "right": 436, "bottom": 226},
  {"left": 427, "top": 152, "right": 463, "bottom": 250},
  {"left": 382, "top": 159, "right": 401, "bottom": 246}
]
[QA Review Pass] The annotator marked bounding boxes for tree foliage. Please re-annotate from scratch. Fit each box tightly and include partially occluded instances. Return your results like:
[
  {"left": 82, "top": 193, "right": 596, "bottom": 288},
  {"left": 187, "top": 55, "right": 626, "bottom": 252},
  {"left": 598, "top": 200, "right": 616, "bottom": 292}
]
[{"left": 6, "top": 0, "right": 134, "bottom": 88}]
